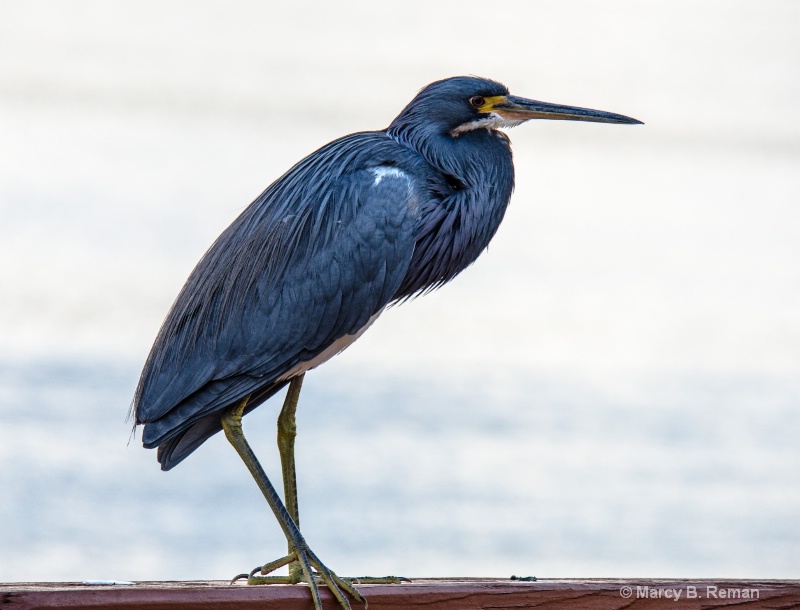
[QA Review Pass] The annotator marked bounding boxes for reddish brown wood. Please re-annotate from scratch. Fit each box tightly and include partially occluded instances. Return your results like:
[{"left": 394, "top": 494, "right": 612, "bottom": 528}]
[{"left": 2, "top": 578, "right": 799, "bottom": 610}]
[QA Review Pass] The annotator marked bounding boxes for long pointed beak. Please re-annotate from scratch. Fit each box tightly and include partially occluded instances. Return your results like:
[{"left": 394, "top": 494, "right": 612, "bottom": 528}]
[{"left": 495, "top": 95, "right": 643, "bottom": 125}]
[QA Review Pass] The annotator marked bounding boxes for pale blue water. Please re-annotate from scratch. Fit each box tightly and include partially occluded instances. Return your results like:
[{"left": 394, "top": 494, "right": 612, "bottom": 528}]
[
  {"left": 1, "top": 0, "right": 799, "bottom": 583},
  {"left": 1, "top": 358, "right": 798, "bottom": 580}
]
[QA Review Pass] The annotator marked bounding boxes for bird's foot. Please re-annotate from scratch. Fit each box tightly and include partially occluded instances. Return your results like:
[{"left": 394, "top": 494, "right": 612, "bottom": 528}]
[{"left": 235, "top": 548, "right": 365, "bottom": 610}]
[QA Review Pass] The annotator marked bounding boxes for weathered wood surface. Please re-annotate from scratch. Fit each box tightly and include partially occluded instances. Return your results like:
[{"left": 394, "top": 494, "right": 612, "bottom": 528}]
[{"left": 3, "top": 578, "right": 798, "bottom": 609}]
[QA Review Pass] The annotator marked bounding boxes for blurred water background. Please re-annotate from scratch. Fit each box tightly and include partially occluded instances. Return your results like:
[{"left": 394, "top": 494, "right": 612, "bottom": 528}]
[{"left": 1, "top": 0, "right": 798, "bottom": 581}]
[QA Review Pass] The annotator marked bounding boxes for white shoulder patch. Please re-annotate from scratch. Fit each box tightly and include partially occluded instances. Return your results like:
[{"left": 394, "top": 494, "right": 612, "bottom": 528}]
[{"left": 370, "top": 166, "right": 407, "bottom": 186}]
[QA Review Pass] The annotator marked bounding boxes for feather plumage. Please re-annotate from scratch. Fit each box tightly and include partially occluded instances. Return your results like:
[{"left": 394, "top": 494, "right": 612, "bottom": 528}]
[{"left": 134, "top": 77, "right": 518, "bottom": 469}]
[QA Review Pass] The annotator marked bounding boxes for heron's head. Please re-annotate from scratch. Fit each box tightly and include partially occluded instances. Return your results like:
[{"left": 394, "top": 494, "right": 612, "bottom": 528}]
[{"left": 388, "top": 76, "right": 642, "bottom": 140}]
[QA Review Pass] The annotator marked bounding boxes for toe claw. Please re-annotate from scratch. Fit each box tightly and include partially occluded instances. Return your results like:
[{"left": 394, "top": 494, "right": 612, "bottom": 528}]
[{"left": 229, "top": 573, "right": 250, "bottom": 584}]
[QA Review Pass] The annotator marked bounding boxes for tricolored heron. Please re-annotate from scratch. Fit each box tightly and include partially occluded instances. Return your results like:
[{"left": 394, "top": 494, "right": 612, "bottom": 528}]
[{"left": 132, "top": 76, "right": 641, "bottom": 609}]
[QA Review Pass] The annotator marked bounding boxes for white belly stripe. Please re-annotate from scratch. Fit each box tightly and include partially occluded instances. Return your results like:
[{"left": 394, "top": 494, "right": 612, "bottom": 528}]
[{"left": 278, "top": 309, "right": 384, "bottom": 381}]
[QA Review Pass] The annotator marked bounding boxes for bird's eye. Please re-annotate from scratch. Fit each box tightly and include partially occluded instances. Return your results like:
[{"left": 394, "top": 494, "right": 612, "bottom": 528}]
[{"left": 469, "top": 96, "right": 486, "bottom": 109}]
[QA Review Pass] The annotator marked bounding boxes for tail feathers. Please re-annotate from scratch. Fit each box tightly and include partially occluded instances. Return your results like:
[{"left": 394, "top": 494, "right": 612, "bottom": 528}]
[
  {"left": 141, "top": 376, "right": 249, "bottom": 448},
  {"left": 149, "top": 378, "right": 290, "bottom": 470},
  {"left": 157, "top": 414, "right": 223, "bottom": 470}
]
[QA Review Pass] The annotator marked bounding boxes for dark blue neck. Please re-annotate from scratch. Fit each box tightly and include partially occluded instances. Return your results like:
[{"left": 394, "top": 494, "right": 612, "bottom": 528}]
[{"left": 387, "top": 123, "right": 516, "bottom": 300}]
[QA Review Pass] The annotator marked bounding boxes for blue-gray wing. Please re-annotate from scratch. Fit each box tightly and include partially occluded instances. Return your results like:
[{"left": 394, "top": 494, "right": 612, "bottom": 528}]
[{"left": 132, "top": 133, "right": 424, "bottom": 469}]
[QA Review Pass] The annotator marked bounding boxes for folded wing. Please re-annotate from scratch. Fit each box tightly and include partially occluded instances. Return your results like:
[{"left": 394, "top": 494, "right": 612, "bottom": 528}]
[{"left": 132, "top": 133, "right": 424, "bottom": 469}]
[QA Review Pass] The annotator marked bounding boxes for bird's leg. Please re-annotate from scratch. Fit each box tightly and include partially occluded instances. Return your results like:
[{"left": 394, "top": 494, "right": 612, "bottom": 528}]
[
  {"left": 277, "top": 374, "right": 304, "bottom": 583},
  {"left": 275, "top": 376, "right": 406, "bottom": 588},
  {"left": 221, "top": 396, "right": 364, "bottom": 610}
]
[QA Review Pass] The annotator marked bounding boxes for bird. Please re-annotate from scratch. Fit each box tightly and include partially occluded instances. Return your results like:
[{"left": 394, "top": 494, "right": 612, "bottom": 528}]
[{"left": 132, "top": 76, "right": 641, "bottom": 610}]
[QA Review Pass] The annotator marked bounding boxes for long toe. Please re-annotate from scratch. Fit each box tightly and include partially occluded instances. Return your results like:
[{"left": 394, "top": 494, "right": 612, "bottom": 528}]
[
  {"left": 349, "top": 576, "right": 409, "bottom": 584},
  {"left": 246, "top": 547, "right": 364, "bottom": 610},
  {"left": 302, "top": 547, "right": 365, "bottom": 610}
]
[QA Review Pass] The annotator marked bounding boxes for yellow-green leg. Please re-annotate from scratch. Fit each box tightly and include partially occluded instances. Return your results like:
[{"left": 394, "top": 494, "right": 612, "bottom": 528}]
[
  {"left": 221, "top": 390, "right": 364, "bottom": 610},
  {"left": 274, "top": 375, "right": 407, "bottom": 587},
  {"left": 277, "top": 374, "right": 304, "bottom": 583}
]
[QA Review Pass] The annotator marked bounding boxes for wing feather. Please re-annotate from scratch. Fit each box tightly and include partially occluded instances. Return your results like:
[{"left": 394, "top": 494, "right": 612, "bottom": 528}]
[{"left": 132, "top": 132, "right": 427, "bottom": 468}]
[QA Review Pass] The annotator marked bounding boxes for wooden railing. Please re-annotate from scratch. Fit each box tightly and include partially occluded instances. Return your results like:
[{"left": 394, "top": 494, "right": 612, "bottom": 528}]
[{"left": 3, "top": 578, "right": 799, "bottom": 609}]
